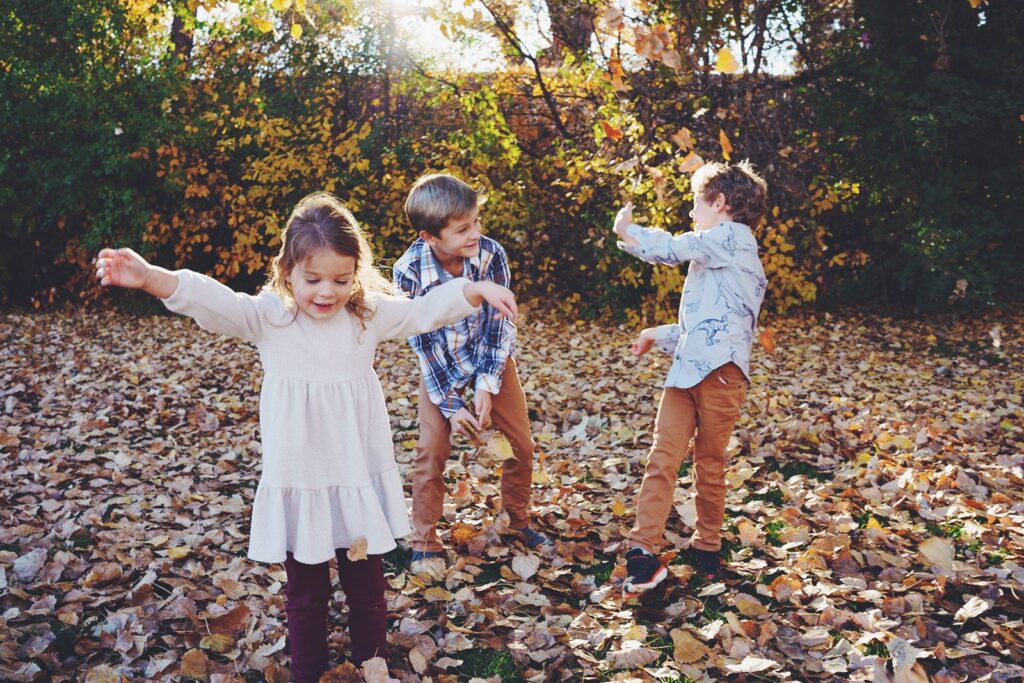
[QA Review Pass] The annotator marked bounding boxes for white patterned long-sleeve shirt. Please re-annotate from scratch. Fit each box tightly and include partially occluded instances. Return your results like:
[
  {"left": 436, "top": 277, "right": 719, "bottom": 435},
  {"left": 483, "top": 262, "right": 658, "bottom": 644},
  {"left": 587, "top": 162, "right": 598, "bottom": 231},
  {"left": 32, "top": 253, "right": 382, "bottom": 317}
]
[{"left": 618, "top": 220, "right": 767, "bottom": 388}]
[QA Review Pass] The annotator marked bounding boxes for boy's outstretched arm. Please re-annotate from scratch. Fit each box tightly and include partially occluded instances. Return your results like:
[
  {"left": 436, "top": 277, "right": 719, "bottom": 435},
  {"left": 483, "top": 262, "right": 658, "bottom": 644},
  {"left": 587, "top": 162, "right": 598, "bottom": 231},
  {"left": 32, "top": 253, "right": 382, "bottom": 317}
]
[
  {"left": 96, "top": 248, "right": 178, "bottom": 298},
  {"left": 612, "top": 204, "right": 731, "bottom": 267}
]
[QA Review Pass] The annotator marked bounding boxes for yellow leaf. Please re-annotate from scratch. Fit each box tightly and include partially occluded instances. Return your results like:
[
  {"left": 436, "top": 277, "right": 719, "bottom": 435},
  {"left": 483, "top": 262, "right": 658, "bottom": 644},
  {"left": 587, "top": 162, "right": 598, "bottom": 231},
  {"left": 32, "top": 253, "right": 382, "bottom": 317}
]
[
  {"left": 714, "top": 47, "right": 740, "bottom": 73},
  {"left": 271, "top": 0, "right": 291, "bottom": 10},
  {"left": 967, "top": 0, "right": 984, "bottom": 7},
  {"left": 290, "top": 23, "right": 302, "bottom": 39},
  {"left": 347, "top": 536, "right": 368, "bottom": 561},
  {"left": 253, "top": 17, "right": 275, "bottom": 33},
  {"left": 719, "top": 129, "right": 734, "bottom": 161},
  {"left": 865, "top": 517, "right": 884, "bottom": 530},
  {"left": 166, "top": 546, "right": 190, "bottom": 560},
  {"left": 423, "top": 586, "right": 455, "bottom": 602},
  {"left": 485, "top": 432, "right": 516, "bottom": 461},
  {"left": 295, "top": 0, "right": 306, "bottom": 11},
  {"left": 199, "top": 633, "right": 234, "bottom": 654},
  {"left": 611, "top": 496, "right": 627, "bottom": 517}
]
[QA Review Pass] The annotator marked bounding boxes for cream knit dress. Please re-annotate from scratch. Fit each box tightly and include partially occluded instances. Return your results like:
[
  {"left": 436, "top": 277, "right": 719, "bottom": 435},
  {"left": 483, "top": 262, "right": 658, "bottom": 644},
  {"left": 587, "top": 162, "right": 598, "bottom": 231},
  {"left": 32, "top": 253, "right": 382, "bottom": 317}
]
[{"left": 161, "top": 270, "right": 479, "bottom": 564}]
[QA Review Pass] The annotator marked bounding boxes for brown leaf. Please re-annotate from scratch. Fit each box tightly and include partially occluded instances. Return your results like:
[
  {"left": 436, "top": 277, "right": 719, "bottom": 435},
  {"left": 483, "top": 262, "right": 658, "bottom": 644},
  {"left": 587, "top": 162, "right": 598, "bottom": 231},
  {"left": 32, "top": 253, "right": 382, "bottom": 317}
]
[
  {"left": 180, "top": 648, "right": 210, "bottom": 681},
  {"left": 208, "top": 604, "right": 251, "bottom": 635},
  {"left": 670, "top": 628, "right": 710, "bottom": 664}
]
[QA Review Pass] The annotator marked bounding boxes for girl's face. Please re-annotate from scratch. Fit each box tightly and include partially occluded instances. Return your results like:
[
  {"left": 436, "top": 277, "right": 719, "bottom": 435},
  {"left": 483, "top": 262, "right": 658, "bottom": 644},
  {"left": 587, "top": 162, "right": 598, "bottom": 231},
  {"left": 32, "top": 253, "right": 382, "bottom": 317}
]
[{"left": 286, "top": 248, "right": 357, "bottom": 320}]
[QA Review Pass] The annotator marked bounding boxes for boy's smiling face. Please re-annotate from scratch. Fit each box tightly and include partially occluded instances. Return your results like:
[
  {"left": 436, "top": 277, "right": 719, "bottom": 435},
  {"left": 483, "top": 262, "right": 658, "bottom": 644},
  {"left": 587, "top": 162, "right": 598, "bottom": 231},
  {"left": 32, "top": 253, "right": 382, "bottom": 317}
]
[{"left": 422, "top": 207, "right": 482, "bottom": 268}]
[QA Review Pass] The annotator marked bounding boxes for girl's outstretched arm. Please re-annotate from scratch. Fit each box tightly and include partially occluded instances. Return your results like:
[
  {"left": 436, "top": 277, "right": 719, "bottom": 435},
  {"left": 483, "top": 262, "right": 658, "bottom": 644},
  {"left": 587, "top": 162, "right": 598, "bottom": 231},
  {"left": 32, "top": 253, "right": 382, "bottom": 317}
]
[{"left": 95, "top": 248, "right": 178, "bottom": 298}]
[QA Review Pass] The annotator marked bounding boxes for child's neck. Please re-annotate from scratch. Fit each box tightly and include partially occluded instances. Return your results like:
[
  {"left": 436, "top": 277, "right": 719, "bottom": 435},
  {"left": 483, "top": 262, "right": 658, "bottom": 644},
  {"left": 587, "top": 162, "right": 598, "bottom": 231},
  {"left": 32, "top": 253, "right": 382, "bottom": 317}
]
[{"left": 430, "top": 247, "right": 464, "bottom": 278}]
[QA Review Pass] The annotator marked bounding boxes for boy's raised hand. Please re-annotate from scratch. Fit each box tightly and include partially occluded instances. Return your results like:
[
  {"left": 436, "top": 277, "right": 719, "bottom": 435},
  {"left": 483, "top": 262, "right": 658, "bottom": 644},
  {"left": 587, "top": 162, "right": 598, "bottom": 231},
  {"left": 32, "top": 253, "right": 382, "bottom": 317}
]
[
  {"left": 630, "top": 327, "right": 658, "bottom": 356},
  {"left": 613, "top": 202, "right": 633, "bottom": 236}
]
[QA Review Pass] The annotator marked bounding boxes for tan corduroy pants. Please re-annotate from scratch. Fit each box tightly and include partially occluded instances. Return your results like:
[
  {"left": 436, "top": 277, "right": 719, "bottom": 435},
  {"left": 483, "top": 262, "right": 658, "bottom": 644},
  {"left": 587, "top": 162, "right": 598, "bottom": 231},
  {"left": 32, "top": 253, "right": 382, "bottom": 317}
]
[
  {"left": 628, "top": 362, "right": 748, "bottom": 553},
  {"left": 410, "top": 358, "right": 535, "bottom": 552}
]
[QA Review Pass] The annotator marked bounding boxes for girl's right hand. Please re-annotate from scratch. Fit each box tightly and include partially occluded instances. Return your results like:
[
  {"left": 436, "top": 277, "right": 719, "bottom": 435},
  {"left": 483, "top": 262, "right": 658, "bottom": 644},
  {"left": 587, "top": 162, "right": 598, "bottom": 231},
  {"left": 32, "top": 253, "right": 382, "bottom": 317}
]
[
  {"left": 95, "top": 248, "right": 152, "bottom": 290},
  {"left": 465, "top": 281, "right": 518, "bottom": 323},
  {"left": 630, "top": 327, "right": 658, "bottom": 356}
]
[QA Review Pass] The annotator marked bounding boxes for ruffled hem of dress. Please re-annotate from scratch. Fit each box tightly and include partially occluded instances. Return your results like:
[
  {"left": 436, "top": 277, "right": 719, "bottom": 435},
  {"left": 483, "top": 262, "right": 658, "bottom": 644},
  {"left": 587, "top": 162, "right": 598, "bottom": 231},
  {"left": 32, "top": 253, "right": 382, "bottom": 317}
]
[{"left": 246, "top": 467, "right": 412, "bottom": 564}]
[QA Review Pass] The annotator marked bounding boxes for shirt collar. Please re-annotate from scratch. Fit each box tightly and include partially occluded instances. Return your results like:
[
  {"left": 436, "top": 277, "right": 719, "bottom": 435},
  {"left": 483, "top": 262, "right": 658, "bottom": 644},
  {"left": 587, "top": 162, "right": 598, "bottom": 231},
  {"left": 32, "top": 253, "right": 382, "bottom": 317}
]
[{"left": 417, "top": 237, "right": 484, "bottom": 288}]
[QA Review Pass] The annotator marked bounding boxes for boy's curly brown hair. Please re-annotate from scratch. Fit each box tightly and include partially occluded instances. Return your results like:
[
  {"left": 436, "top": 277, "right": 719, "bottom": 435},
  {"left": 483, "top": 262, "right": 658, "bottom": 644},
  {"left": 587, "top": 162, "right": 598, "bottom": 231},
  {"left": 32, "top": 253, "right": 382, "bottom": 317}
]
[{"left": 691, "top": 160, "right": 768, "bottom": 228}]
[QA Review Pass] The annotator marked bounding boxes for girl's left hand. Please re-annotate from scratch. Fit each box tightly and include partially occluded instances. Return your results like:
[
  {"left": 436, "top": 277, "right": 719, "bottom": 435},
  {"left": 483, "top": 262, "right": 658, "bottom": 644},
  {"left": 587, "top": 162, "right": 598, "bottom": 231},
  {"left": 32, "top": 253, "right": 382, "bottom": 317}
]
[
  {"left": 95, "top": 248, "right": 151, "bottom": 289},
  {"left": 466, "top": 281, "right": 518, "bottom": 323}
]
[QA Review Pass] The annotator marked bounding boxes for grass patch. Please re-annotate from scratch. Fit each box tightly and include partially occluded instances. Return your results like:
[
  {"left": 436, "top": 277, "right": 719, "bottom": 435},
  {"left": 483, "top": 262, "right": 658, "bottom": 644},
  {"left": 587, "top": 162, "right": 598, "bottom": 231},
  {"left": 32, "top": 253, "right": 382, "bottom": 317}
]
[
  {"left": 776, "top": 460, "right": 831, "bottom": 481},
  {"left": 587, "top": 560, "right": 616, "bottom": 587},
  {"left": 382, "top": 545, "right": 411, "bottom": 575},
  {"left": 702, "top": 599, "right": 724, "bottom": 623},
  {"left": 678, "top": 461, "right": 692, "bottom": 478},
  {"left": 474, "top": 565, "right": 503, "bottom": 586},
  {"left": 863, "top": 641, "right": 890, "bottom": 658},
  {"left": 744, "top": 488, "right": 785, "bottom": 506},
  {"left": 457, "top": 647, "right": 518, "bottom": 680},
  {"left": 765, "top": 519, "right": 785, "bottom": 546},
  {"left": 926, "top": 521, "right": 963, "bottom": 540}
]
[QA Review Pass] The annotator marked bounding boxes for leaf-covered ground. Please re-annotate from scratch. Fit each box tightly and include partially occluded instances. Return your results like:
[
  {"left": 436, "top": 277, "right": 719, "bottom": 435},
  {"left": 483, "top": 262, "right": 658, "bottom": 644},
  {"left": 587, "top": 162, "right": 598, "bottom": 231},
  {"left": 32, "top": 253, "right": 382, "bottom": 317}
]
[{"left": 1, "top": 307, "right": 1022, "bottom": 682}]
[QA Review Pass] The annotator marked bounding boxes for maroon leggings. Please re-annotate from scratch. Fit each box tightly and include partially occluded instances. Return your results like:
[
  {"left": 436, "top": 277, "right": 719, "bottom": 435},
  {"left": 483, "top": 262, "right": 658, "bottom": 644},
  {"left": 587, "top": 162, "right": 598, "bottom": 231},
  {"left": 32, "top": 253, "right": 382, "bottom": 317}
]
[{"left": 283, "top": 550, "right": 388, "bottom": 683}]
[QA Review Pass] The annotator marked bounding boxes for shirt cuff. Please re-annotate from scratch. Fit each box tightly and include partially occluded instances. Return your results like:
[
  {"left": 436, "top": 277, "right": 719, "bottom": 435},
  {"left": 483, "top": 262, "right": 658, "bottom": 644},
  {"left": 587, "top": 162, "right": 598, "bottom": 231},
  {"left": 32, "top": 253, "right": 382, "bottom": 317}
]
[
  {"left": 653, "top": 324, "right": 681, "bottom": 354},
  {"left": 474, "top": 373, "right": 502, "bottom": 395},
  {"left": 616, "top": 224, "right": 650, "bottom": 258},
  {"left": 437, "top": 393, "right": 465, "bottom": 419}
]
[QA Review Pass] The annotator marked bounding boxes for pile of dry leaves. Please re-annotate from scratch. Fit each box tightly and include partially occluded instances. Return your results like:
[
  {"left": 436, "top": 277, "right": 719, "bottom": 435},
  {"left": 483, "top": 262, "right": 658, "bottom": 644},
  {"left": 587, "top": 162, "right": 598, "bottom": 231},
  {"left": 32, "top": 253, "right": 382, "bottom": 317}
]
[{"left": 0, "top": 305, "right": 1021, "bottom": 682}]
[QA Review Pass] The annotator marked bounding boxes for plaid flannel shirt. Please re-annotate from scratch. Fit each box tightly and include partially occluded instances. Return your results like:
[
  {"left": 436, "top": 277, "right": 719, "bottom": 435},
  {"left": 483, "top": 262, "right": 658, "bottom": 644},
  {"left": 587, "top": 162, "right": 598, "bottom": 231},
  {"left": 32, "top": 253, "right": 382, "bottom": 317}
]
[{"left": 392, "top": 235, "right": 517, "bottom": 418}]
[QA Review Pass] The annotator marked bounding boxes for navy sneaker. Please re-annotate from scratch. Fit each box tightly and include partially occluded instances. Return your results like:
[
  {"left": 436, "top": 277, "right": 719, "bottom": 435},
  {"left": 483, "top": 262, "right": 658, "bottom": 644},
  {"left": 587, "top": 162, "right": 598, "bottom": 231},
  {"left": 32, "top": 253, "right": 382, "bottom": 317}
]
[
  {"left": 623, "top": 547, "right": 669, "bottom": 597},
  {"left": 692, "top": 548, "right": 721, "bottom": 580},
  {"left": 516, "top": 527, "right": 555, "bottom": 551},
  {"left": 410, "top": 550, "right": 445, "bottom": 563}
]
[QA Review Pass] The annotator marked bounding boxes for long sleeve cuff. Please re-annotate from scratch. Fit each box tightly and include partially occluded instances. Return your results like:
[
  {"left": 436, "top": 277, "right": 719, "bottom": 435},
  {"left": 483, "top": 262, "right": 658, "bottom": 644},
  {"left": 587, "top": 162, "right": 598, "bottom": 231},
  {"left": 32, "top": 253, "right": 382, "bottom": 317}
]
[
  {"left": 653, "top": 324, "right": 682, "bottom": 354},
  {"left": 618, "top": 223, "right": 669, "bottom": 262},
  {"left": 437, "top": 393, "right": 465, "bottom": 419},
  {"left": 474, "top": 373, "right": 502, "bottom": 396}
]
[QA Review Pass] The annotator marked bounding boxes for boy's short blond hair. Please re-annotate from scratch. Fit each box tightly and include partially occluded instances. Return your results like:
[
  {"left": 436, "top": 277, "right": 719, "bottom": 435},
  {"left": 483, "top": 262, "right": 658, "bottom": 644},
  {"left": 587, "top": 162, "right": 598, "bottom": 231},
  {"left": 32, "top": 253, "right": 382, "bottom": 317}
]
[
  {"left": 691, "top": 160, "right": 768, "bottom": 228},
  {"left": 405, "top": 174, "right": 480, "bottom": 237}
]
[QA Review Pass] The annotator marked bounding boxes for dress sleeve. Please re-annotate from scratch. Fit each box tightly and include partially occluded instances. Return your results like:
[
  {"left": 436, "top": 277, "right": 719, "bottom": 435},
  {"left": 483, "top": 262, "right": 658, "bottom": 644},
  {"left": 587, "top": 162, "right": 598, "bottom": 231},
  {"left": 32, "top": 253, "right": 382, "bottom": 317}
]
[
  {"left": 161, "top": 269, "right": 266, "bottom": 343},
  {"left": 370, "top": 278, "right": 480, "bottom": 341}
]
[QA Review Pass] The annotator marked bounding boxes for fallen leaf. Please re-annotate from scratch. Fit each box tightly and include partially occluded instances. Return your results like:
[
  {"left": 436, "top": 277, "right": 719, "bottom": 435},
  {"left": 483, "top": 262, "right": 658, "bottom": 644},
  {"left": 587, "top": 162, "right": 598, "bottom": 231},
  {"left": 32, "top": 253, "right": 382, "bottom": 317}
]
[
  {"left": 347, "top": 537, "right": 368, "bottom": 561},
  {"left": 670, "top": 628, "right": 710, "bottom": 664},
  {"left": 918, "top": 536, "right": 954, "bottom": 572}
]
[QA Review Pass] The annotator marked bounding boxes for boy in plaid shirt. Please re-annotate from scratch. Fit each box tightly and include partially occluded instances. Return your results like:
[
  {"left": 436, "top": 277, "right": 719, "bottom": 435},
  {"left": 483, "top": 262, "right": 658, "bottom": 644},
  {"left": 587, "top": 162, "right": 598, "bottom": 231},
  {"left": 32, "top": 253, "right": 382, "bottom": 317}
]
[{"left": 393, "top": 174, "right": 552, "bottom": 561}]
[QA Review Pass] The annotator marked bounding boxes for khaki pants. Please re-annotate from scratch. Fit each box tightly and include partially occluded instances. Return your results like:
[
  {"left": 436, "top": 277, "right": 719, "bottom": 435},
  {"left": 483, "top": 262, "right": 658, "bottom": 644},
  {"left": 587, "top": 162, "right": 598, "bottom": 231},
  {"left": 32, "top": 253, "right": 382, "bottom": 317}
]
[
  {"left": 628, "top": 362, "right": 748, "bottom": 553},
  {"left": 411, "top": 358, "right": 534, "bottom": 552}
]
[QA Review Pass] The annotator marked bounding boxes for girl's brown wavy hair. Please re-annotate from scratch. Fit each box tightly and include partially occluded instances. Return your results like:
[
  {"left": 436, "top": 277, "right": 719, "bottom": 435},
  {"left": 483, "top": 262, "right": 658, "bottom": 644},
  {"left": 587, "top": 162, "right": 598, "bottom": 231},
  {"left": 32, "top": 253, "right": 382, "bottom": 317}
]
[{"left": 264, "top": 192, "right": 395, "bottom": 326}]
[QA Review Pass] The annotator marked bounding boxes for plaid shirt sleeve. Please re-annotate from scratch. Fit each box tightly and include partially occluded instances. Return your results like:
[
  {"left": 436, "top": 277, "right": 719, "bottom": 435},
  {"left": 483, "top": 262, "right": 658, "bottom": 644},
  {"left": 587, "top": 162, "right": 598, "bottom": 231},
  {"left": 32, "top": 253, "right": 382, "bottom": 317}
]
[
  {"left": 473, "top": 242, "right": 516, "bottom": 395},
  {"left": 393, "top": 262, "right": 466, "bottom": 418}
]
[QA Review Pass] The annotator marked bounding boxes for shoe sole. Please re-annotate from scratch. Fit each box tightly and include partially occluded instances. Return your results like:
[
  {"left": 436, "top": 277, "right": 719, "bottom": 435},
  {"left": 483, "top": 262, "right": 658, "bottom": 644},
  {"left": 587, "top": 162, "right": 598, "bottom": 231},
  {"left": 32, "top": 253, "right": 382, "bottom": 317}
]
[{"left": 622, "top": 564, "right": 669, "bottom": 598}]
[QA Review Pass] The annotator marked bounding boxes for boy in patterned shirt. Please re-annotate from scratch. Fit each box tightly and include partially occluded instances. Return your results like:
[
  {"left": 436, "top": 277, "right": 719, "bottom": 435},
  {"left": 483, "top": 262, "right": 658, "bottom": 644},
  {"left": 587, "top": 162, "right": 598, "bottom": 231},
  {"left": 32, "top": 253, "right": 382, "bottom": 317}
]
[
  {"left": 393, "top": 174, "right": 553, "bottom": 562},
  {"left": 613, "top": 160, "right": 769, "bottom": 595}
]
